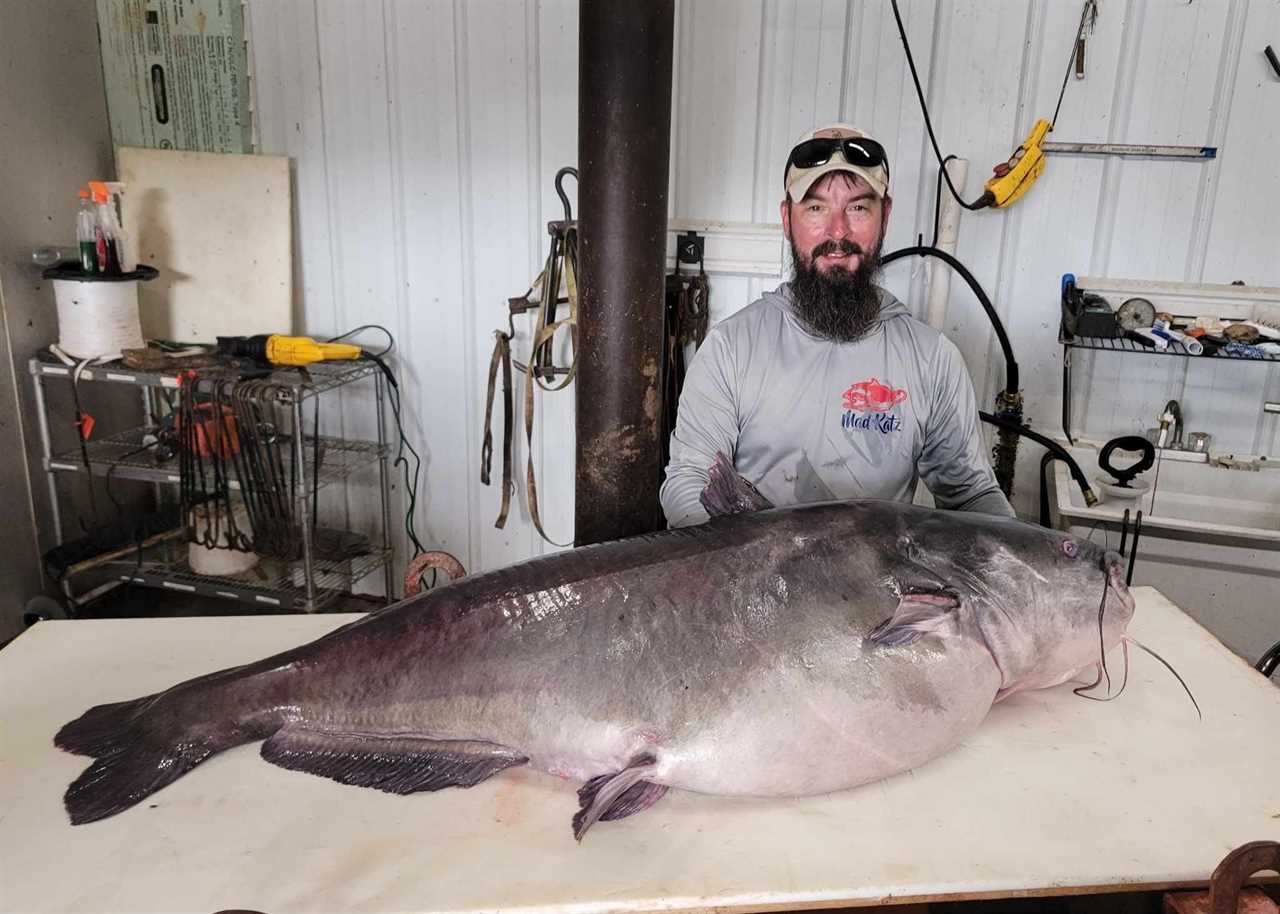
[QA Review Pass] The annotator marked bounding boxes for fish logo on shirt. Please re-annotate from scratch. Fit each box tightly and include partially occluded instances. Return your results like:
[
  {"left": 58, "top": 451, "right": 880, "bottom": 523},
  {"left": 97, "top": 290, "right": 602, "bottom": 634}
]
[{"left": 842, "top": 378, "right": 908, "bottom": 413}]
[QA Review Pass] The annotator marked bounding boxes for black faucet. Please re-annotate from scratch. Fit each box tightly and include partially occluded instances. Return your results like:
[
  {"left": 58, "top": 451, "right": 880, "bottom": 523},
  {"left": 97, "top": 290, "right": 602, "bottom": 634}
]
[{"left": 1159, "top": 399, "right": 1183, "bottom": 449}]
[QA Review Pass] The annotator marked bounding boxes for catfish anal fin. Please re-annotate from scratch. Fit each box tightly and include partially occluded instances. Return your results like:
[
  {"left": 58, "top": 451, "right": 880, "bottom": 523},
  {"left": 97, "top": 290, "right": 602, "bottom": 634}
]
[
  {"left": 700, "top": 451, "right": 775, "bottom": 518},
  {"left": 261, "top": 727, "right": 527, "bottom": 795},
  {"left": 572, "top": 754, "right": 665, "bottom": 841},
  {"left": 867, "top": 590, "right": 962, "bottom": 647}
]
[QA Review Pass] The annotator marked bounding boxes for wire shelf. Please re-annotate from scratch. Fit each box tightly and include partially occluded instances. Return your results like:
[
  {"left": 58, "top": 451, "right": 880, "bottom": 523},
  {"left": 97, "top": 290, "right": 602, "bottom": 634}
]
[
  {"left": 30, "top": 354, "right": 380, "bottom": 398},
  {"left": 109, "top": 545, "right": 392, "bottom": 612},
  {"left": 1060, "top": 331, "right": 1280, "bottom": 362},
  {"left": 49, "top": 426, "right": 387, "bottom": 490}
]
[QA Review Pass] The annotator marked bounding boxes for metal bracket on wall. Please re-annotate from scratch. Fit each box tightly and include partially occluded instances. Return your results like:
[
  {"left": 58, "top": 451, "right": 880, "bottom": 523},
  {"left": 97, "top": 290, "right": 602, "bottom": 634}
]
[
  {"left": 676, "top": 230, "right": 704, "bottom": 266},
  {"left": 1265, "top": 45, "right": 1280, "bottom": 80},
  {"left": 665, "top": 220, "right": 784, "bottom": 277}
]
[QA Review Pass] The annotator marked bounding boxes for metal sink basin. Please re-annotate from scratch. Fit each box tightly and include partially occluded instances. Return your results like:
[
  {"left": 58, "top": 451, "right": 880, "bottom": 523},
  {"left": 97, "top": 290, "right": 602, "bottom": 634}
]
[
  {"left": 1052, "top": 438, "right": 1279, "bottom": 665},
  {"left": 1054, "top": 439, "right": 1280, "bottom": 546}
]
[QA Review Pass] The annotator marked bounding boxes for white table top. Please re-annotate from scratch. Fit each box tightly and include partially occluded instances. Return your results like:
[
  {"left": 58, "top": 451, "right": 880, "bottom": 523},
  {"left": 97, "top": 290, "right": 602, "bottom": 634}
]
[{"left": 1, "top": 587, "right": 1277, "bottom": 914}]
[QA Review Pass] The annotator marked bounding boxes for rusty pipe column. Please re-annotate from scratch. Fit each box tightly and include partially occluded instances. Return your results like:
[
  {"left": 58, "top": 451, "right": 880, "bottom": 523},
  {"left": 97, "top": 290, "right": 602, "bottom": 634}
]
[{"left": 574, "top": 0, "right": 674, "bottom": 546}]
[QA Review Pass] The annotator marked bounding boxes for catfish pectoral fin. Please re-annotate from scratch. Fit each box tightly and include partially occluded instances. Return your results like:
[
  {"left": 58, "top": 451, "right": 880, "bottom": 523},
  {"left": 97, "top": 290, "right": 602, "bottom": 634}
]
[
  {"left": 260, "top": 727, "right": 527, "bottom": 794},
  {"left": 866, "top": 590, "right": 962, "bottom": 647},
  {"left": 572, "top": 754, "right": 665, "bottom": 842},
  {"left": 700, "top": 451, "right": 775, "bottom": 518}
]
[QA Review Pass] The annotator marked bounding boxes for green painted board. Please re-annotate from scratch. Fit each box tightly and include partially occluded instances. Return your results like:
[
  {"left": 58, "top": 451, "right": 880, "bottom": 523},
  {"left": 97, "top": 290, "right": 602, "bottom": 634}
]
[{"left": 96, "top": 0, "right": 251, "bottom": 154}]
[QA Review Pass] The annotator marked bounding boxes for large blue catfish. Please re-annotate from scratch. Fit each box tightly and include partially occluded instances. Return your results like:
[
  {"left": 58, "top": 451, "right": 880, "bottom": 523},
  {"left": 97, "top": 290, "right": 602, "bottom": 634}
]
[{"left": 56, "top": 455, "right": 1135, "bottom": 840}]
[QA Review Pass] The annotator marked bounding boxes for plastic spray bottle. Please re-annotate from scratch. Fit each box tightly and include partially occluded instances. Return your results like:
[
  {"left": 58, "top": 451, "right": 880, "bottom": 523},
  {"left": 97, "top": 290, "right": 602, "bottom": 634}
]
[
  {"left": 88, "top": 182, "right": 115, "bottom": 274},
  {"left": 88, "top": 181, "right": 132, "bottom": 275},
  {"left": 76, "top": 188, "right": 97, "bottom": 274},
  {"left": 104, "top": 182, "right": 135, "bottom": 273}
]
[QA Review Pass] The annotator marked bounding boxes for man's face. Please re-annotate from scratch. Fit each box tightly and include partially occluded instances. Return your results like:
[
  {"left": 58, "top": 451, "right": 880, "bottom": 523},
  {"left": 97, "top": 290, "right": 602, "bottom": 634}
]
[
  {"left": 779, "top": 172, "right": 893, "bottom": 342},
  {"left": 780, "top": 171, "right": 892, "bottom": 274}
]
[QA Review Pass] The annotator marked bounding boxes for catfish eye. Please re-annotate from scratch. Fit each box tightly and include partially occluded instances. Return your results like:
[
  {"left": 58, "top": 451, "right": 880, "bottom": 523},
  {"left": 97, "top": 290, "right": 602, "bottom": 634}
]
[{"left": 1062, "top": 540, "right": 1080, "bottom": 559}]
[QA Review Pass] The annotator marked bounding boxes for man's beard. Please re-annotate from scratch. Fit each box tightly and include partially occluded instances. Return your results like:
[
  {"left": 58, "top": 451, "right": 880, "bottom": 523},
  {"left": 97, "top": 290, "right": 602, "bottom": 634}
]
[{"left": 789, "top": 237, "right": 883, "bottom": 342}]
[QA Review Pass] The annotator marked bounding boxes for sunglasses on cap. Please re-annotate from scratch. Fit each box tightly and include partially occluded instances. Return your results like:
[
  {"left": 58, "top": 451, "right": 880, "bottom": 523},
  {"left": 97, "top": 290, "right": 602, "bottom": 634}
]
[{"left": 785, "top": 137, "right": 889, "bottom": 179}]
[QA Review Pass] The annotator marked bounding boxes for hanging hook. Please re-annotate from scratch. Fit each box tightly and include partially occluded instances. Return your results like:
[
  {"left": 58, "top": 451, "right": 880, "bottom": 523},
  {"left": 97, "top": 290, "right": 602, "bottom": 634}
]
[{"left": 554, "top": 166, "right": 578, "bottom": 224}]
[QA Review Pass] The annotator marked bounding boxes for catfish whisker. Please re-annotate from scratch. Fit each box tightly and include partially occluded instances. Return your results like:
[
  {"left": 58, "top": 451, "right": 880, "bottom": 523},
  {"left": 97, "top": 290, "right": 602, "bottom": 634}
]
[
  {"left": 1123, "top": 634, "right": 1202, "bottom": 722},
  {"left": 1073, "top": 638, "right": 1130, "bottom": 703}
]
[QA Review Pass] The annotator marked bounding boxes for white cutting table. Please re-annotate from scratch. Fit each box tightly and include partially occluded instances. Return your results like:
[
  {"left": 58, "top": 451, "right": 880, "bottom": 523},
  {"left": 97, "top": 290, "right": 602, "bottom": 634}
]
[{"left": 1, "top": 587, "right": 1276, "bottom": 914}]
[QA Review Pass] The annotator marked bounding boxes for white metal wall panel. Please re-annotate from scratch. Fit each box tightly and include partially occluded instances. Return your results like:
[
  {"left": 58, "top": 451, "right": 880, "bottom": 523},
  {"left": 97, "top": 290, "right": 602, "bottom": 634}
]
[
  {"left": 458, "top": 0, "right": 561, "bottom": 571},
  {"left": 245, "top": 0, "right": 1280, "bottom": 576},
  {"left": 384, "top": 0, "right": 473, "bottom": 567}
]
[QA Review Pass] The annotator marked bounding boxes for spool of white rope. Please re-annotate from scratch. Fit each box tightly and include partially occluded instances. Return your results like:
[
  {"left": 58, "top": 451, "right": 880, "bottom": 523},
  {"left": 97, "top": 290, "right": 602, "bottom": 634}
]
[{"left": 44, "top": 263, "right": 157, "bottom": 361}]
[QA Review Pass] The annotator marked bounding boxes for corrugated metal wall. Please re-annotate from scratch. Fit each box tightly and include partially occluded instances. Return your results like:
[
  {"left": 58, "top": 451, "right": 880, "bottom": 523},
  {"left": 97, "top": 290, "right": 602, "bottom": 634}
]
[{"left": 246, "top": 0, "right": 1280, "bottom": 585}]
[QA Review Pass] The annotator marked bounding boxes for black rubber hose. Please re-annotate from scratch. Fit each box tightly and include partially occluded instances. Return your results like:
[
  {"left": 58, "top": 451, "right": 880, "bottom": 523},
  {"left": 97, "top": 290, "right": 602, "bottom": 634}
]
[
  {"left": 980, "top": 410, "right": 1096, "bottom": 507},
  {"left": 879, "top": 245, "right": 1018, "bottom": 395},
  {"left": 881, "top": 246, "right": 1096, "bottom": 509},
  {"left": 1039, "top": 450, "right": 1057, "bottom": 529},
  {"left": 1258, "top": 639, "right": 1280, "bottom": 678}
]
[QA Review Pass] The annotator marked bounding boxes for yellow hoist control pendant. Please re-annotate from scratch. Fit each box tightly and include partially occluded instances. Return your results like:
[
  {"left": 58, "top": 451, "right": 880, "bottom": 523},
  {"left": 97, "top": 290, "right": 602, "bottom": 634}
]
[
  {"left": 983, "top": 119, "right": 1052, "bottom": 209},
  {"left": 264, "top": 334, "right": 362, "bottom": 366},
  {"left": 216, "top": 334, "right": 363, "bottom": 367}
]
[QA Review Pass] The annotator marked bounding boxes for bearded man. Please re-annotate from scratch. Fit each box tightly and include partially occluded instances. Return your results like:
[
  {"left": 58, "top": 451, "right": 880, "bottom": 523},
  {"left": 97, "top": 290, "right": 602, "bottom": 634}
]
[{"left": 659, "top": 124, "right": 1014, "bottom": 527}]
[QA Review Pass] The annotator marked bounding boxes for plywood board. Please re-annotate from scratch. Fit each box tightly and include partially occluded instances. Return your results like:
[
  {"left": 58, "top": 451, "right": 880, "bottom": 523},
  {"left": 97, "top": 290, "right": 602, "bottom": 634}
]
[{"left": 117, "top": 146, "right": 292, "bottom": 343}]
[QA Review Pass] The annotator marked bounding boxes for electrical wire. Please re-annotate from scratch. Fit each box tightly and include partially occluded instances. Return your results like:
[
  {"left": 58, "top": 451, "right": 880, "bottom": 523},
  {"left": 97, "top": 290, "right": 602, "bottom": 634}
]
[
  {"left": 1052, "top": 1, "right": 1099, "bottom": 129},
  {"left": 326, "top": 324, "right": 395, "bottom": 357},
  {"left": 931, "top": 154, "right": 958, "bottom": 248},
  {"left": 361, "top": 349, "right": 426, "bottom": 558},
  {"left": 323, "top": 324, "right": 425, "bottom": 558},
  {"left": 888, "top": 0, "right": 992, "bottom": 211}
]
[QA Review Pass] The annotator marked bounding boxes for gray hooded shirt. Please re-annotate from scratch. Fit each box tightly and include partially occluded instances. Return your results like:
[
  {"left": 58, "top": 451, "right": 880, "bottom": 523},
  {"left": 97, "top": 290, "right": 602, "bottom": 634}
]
[{"left": 660, "top": 282, "right": 1014, "bottom": 527}]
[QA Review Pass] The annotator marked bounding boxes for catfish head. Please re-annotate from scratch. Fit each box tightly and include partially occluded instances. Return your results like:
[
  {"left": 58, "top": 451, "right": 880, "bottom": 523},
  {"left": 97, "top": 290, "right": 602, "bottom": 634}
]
[
  {"left": 699, "top": 451, "right": 1138, "bottom": 702},
  {"left": 870, "top": 510, "right": 1136, "bottom": 701}
]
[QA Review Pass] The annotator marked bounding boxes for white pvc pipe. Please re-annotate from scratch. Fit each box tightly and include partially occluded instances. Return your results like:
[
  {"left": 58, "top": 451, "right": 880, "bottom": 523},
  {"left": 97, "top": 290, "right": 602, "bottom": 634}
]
[{"left": 926, "top": 157, "right": 969, "bottom": 331}]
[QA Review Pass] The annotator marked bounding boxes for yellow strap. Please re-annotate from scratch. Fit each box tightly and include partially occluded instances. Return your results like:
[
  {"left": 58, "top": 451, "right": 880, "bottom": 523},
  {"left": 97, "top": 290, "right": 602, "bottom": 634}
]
[
  {"left": 530, "top": 227, "right": 579, "bottom": 392},
  {"left": 521, "top": 226, "right": 577, "bottom": 546},
  {"left": 484, "top": 227, "right": 578, "bottom": 545},
  {"left": 480, "top": 331, "right": 514, "bottom": 529}
]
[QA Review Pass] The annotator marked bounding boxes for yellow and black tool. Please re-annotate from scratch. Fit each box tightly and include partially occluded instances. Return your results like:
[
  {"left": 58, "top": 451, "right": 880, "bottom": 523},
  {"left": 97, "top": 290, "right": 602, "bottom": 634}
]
[
  {"left": 216, "top": 334, "right": 363, "bottom": 367},
  {"left": 982, "top": 119, "right": 1052, "bottom": 209}
]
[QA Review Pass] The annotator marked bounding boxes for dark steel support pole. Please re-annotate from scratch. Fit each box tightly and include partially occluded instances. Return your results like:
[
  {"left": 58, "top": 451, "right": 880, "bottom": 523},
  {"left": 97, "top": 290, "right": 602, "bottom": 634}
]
[{"left": 574, "top": 0, "right": 674, "bottom": 547}]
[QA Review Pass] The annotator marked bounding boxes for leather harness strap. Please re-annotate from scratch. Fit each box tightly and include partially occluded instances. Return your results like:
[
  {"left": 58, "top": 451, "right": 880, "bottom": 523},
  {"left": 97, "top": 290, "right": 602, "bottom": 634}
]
[
  {"left": 481, "top": 168, "right": 579, "bottom": 546},
  {"left": 480, "top": 330, "right": 514, "bottom": 529},
  {"left": 523, "top": 226, "right": 577, "bottom": 547}
]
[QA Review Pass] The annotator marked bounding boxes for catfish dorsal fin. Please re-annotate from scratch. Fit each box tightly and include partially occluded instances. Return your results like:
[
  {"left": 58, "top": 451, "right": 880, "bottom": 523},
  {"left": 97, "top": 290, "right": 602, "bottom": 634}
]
[{"left": 699, "top": 451, "right": 775, "bottom": 518}]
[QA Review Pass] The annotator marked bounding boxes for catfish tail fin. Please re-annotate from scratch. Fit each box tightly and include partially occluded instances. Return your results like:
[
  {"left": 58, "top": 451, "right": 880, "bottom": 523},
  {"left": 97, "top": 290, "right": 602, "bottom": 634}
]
[{"left": 56, "top": 686, "right": 272, "bottom": 825}]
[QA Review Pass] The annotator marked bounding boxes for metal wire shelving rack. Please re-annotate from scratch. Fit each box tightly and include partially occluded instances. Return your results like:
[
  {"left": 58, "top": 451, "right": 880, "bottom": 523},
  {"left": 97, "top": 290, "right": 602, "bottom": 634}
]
[
  {"left": 48, "top": 427, "right": 385, "bottom": 490},
  {"left": 114, "top": 544, "right": 394, "bottom": 612},
  {"left": 1060, "top": 331, "right": 1280, "bottom": 360},
  {"left": 1058, "top": 276, "right": 1280, "bottom": 444},
  {"left": 29, "top": 354, "right": 395, "bottom": 614},
  {"left": 1059, "top": 330, "right": 1280, "bottom": 444}
]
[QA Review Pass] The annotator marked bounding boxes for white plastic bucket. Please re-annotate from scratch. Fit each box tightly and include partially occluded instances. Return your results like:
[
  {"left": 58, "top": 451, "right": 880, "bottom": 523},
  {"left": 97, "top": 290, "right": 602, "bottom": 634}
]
[{"left": 188, "top": 500, "right": 260, "bottom": 576}]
